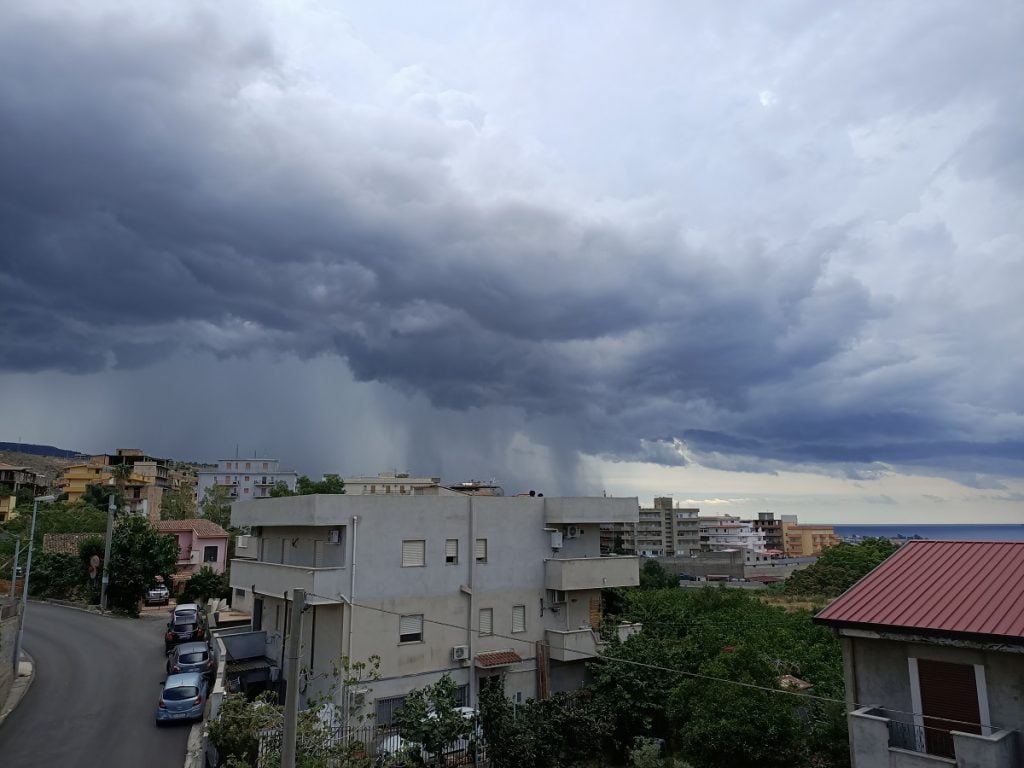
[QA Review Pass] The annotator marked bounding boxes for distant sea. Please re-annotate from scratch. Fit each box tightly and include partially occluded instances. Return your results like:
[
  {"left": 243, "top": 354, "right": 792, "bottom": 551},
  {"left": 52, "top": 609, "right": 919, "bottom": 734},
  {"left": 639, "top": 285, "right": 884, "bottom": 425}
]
[{"left": 834, "top": 524, "right": 1024, "bottom": 542}]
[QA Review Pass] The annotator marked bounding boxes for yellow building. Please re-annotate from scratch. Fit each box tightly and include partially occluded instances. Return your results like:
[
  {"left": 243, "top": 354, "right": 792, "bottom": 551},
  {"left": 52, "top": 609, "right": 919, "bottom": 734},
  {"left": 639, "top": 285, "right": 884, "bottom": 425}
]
[
  {"left": 782, "top": 521, "right": 840, "bottom": 557},
  {"left": 0, "top": 495, "right": 17, "bottom": 523},
  {"left": 59, "top": 456, "right": 114, "bottom": 501},
  {"left": 58, "top": 449, "right": 178, "bottom": 521}
]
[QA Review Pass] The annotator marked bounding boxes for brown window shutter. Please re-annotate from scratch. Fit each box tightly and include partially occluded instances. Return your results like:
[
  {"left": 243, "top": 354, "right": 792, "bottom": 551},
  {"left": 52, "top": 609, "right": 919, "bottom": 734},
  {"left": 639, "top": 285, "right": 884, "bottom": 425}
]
[
  {"left": 917, "top": 659, "right": 981, "bottom": 758},
  {"left": 588, "top": 595, "right": 602, "bottom": 627}
]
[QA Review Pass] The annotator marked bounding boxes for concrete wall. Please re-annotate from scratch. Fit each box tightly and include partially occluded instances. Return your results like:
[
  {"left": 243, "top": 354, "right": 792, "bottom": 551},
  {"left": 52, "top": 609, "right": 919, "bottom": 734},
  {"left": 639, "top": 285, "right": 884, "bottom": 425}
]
[{"left": 0, "top": 611, "right": 19, "bottom": 706}]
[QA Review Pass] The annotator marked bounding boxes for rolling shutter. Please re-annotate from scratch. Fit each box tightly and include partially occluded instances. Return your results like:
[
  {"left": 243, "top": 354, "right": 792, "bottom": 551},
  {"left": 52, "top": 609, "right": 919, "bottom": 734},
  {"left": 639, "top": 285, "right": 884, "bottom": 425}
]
[
  {"left": 917, "top": 659, "right": 981, "bottom": 758},
  {"left": 399, "top": 614, "right": 423, "bottom": 642},
  {"left": 512, "top": 605, "right": 526, "bottom": 633},
  {"left": 445, "top": 539, "right": 459, "bottom": 564},
  {"left": 402, "top": 540, "right": 425, "bottom": 567},
  {"left": 479, "top": 608, "right": 493, "bottom": 636},
  {"left": 475, "top": 538, "right": 488, "bottom": 563}
]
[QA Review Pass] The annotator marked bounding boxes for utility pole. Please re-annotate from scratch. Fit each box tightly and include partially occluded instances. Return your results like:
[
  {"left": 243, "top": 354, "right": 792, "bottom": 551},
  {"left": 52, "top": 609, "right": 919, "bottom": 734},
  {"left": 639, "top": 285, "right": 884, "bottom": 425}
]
[
  {"left": 14, "top": 495, "right": 55, "bottom": 676},
  {"left": 282, "top": 588, "right": 306, "bottom": 768},
  {"left": 99, "top": 492, "right": 116, "bottom": 612}
]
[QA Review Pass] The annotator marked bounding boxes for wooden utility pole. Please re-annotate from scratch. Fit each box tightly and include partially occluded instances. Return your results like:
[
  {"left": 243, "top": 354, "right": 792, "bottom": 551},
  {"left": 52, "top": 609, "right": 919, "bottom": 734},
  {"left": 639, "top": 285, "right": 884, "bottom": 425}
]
[{"left": 282, "top": 588, "right": 306, "bottom": 768}]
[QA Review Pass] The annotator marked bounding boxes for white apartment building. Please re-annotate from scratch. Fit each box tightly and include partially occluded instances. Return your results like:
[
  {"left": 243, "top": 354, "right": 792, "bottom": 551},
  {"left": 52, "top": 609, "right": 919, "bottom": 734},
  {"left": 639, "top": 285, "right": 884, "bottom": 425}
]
[
  {"left": 343, "top": 472, "right": 451, "bottom": 496},
  {"left": 699, "top": 515, "right": 768, "bottom": 555},
  {"left": 229, "top": 494, "right": 640, "bottom": 721},
  {"left": 196, "top": 458, "right": 297, "bottom": 504},
  {"left": 601, "top": 497, "right": 700, "bottom": 557}
]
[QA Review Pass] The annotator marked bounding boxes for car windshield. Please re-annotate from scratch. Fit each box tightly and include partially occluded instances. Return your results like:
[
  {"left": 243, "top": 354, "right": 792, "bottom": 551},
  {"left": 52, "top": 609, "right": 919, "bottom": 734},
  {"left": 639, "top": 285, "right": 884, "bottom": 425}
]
[
  {"left": 173, "top": 623, "right": 196, "bottom": 632},
  {"left": 179, "top": 652, "right": 208, "bottom": 663},
  {"left": 164, "top": 686, "right": 199, "bottom": 701}
]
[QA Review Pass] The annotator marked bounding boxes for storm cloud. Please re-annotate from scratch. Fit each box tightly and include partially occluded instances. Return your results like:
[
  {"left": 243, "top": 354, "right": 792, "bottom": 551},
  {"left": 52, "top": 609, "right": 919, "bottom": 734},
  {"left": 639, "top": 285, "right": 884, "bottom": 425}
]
[{"left": 1, "top": 1, "right": 1022, "bottom": 486}]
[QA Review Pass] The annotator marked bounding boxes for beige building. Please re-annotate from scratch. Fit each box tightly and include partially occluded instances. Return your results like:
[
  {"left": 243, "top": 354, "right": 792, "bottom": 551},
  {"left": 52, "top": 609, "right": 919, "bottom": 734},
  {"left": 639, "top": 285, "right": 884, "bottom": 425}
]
[
  {"left": 782, "top": 520, "right": 839, "bottom": 557},
  {"left": 343, "top": 472, "right": 450, "bottom": 496},
  {"left": 58, "top": 449, "right": 184, "bottom": 519},
  {"left": 0, "top": 495, "right": 17, "bottom": 523},
  {"left": 230, "top": 493, "right": 640, "bottom": 721},
  {"left": 601, "top": 497, "right": 700, "bottom": 557}
]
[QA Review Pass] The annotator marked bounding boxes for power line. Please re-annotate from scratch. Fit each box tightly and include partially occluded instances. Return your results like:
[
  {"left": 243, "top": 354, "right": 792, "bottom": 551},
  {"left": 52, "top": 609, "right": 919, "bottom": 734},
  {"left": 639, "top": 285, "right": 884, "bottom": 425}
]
[{"left": 296, "top": 589, "right": 1010, "bottom": 733}]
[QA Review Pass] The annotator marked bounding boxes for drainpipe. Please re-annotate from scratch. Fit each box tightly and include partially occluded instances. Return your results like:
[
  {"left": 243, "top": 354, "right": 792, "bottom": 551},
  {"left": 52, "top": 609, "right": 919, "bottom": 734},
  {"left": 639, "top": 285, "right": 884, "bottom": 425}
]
[
  {"left": 467, "top": 498, "right": 476, "bottom": 708},
  {"left": 347, "top": 515, "right": 358, "bottom": 662}
]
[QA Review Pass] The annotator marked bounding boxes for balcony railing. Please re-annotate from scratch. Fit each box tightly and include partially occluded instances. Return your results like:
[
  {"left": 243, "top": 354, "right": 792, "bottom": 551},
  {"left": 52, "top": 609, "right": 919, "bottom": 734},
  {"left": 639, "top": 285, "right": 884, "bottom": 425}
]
[
  {"left": 546, "top": 628, "right": 600, "bottom": 661},
  {"left": 230, "top": 558, "right": 347, "bottom": 604}
]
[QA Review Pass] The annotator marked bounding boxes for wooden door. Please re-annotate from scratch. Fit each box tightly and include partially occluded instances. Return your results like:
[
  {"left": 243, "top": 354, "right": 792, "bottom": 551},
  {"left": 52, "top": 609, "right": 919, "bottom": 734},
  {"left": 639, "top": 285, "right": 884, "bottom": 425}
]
[{"left": 917, "top": 659, "right": 981, "bottom": 758}]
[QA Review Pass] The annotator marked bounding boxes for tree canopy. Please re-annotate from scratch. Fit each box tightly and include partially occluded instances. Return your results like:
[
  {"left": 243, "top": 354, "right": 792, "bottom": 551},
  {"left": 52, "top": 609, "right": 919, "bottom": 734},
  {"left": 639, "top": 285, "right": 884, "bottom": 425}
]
[
  {"left": 199, "top": 484, "right": 233, "bottom": 530},
  {"left": 271, "top": 474, "right": 346, "bottom": 497},
  {"left": 106, "top": 515, "right": 177, "bottom": 615},
  {"left": 785, "top": 538, "right": 899, "bottom": 597}
]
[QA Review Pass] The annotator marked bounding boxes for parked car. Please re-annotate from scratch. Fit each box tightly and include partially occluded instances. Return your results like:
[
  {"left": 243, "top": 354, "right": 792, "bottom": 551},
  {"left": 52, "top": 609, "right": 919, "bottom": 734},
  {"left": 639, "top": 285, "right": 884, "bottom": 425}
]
[
  {"left": 155, "top": 672, "right": 208, "bottom": 725},
  {"left": 164, "top": 616, "right": 207, "bottom": 652},
  {"left": 145, "top": 584, "right": 170, "bottom": 606},
  {"left": 166, "top": 641, "right": 214, "bottom": 678}
]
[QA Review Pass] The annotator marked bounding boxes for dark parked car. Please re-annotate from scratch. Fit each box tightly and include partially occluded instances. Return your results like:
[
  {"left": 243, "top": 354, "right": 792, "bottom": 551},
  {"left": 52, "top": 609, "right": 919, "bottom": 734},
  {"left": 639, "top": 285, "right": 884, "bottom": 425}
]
[
  {"left": 164, "top": 617, "right": 206, "bottom": 652},
  {"left": 155, "top": 672, "right": 208, "bottom": 724},
  {"left": 166, "top": 641, "right": 214, "bottom": 678}
]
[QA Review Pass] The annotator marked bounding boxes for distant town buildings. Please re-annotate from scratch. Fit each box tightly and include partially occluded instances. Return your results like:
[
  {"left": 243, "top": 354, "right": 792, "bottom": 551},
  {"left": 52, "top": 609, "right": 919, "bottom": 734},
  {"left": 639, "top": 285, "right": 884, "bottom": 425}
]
[
  {"left": 0, "top": 463, "right": 46, "bottom": 496},
  {"left": 229, "top": 493, "right": 641, "bottom": 718},
  {"left": 816, "top": 540, "right": 1024, "bottom": 766},
  {"left": 195, "top": 457, "right": 298, "bottom": 504},
  {"left": 601, "top": 497, "right": 700, "bottom": 557},
  {"left": 57, "top": 448, "right": 188, "bottom": 520},
  {"left": 699, "top": 516, "right": 768, "bottom": 554},
  {"left": 343, "top": 472, "right": 447, "bottom": 496},
  {"left": 782, "top": 519, "right": 840, "bottom": 557}
]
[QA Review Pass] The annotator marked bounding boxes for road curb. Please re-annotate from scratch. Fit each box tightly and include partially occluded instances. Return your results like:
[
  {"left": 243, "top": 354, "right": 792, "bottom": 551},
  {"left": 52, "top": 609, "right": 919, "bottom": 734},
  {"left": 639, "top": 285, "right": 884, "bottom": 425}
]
[
  {"left": 28, "top": 598, "right": 131, "bottom": 619},
  {"left": 0, "top": 650, "right": 35, "bottom": 728},
  {"left": 184, "top": 722, "right": 204, "bottom": 768}
]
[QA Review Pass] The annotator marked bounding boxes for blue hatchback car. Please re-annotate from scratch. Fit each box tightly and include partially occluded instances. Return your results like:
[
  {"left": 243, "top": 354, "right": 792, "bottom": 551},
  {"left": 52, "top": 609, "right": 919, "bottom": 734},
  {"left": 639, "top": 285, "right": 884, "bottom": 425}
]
[{"left": 155, "top": 672, "right": 208, "bottom": 725}]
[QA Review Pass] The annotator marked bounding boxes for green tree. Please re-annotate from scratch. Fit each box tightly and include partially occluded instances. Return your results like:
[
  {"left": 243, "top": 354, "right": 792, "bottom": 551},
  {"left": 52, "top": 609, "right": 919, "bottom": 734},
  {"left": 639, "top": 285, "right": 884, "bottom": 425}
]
[
  {"left": 199, "top": 485, "right": 233, "bottom": 530},
  {"left": 785, "top": 538, "right": 899, "bottom": 597},
  {"left": 269, "top": 480, "right": 296, "bottom": 497},
  {"left": 394, "top": 673, "right": 472, "bottom": 763},
  {"left": 295, "top": 474, "right": 347, "bottom": 495},
  {"left": 27, "top": 552, "right": 82, "bottom": 599},
  {"left": 639, "top": 558, "right": 678, "bottom": 589},
  {"left": 180, "top": 565, "right": 230, "bottom": 603},
  {"left": 79, "top": 483, "right": 119, "bottom": 510},
  {"left": 106, "top": 516, "right": 177, "bottom": 615},
  {"left": 160, "top": 484, "right": 196, "bottom": 520}
]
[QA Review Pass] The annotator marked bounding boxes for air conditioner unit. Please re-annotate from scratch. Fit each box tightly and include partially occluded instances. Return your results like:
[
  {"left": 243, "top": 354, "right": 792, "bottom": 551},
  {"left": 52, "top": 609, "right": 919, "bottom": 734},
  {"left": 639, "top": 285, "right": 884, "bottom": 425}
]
[
  {"left": 565, "top": 525, "right": 581, "bottom": 539},
  {"left": 452, "top": 645, "right": 470, "bottom": 662},
  {"left": 349, "top": 687, "right": 369, "bottom": 707},
  {"left": 328, "top": 528, "right": 342, "bottom": 544}
]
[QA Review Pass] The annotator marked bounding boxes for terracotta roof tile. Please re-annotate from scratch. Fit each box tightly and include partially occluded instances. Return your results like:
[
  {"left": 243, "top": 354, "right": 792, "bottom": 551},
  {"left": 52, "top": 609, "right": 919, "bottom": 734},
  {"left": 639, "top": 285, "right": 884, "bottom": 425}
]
[
  {"left": 475, "top": 650, "right": 522, "bottom": 667},
  {"left": 155, "top": 519, "right": 229, "bottom": 538},
  {"left": 814, "top": 540, "right": 1024, "bottom": 642},
  {"left": 42, "top": 532, "right": 97, "bottom": 554}
]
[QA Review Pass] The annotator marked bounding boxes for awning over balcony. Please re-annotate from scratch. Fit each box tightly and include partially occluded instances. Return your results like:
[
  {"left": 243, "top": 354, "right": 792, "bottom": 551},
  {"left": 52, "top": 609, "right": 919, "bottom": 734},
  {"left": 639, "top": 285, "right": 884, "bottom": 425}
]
[{"left": 475, "top": 650, "right": 522, "bottom": 668}]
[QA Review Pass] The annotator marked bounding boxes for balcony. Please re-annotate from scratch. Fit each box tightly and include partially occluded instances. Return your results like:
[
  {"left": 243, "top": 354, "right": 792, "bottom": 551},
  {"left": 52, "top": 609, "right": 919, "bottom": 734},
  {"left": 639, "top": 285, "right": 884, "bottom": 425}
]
[
  {"left": 849, "top": 707, "right": 1019, "bottom": 767},
  {"left": 546, "top": 628, "right": 600, "bottom": 661},
  {"left": 545, "top": 555, "right": 639, "bottom": 591},
  {"left": 230, "top": 558, "right": 347, "bottom": 605}
]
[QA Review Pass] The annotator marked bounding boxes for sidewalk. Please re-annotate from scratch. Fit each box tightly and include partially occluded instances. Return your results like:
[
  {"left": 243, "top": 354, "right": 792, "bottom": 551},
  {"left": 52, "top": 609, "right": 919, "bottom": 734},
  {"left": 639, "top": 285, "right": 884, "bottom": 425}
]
[{"left": 0, "top": 652, "right": 35, "bottom": 728}]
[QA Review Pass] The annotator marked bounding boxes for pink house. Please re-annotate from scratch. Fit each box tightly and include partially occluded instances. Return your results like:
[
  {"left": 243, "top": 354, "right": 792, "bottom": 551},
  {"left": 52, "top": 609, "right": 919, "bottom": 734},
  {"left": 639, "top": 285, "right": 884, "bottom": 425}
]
[{"left": 155, "top": 519, "right": 230, "bottom": 593}]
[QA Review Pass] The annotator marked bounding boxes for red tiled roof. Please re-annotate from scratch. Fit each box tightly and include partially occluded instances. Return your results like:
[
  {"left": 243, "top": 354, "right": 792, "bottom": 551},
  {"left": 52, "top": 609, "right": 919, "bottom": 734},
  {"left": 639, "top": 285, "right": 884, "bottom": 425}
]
[
  {"left": 155, "top": 519, "right": 229, "bottom": 538},
  {"left": 42, "top": 532, "right": 98, "bottom": 554},
  {"left": 475, "top": 650, "right": 522, "bottom": 667},
  {"left": 815, "top": 541, "right": 1024, "bottom": 642}
]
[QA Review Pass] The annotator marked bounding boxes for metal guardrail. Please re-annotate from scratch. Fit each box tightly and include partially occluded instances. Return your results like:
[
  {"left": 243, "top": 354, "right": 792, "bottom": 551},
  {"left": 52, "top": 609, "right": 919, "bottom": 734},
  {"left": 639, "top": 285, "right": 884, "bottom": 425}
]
[{"left": 887, "top": 718, "right": 955, "bottom": 759}]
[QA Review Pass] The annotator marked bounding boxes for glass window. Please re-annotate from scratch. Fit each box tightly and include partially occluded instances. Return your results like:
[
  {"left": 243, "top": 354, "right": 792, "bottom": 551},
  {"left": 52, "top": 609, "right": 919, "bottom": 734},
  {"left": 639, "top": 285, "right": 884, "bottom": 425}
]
[
  {"left": 401, "top": 540, "right": 426, "bottom": 567},
  {"left": 399, "top": 614, "right": 423, "bottom": 643},
  {"left": 479, "top": 607, "right": 493, "bottom": 636},
  {"left": 203, "top": 545, "right": 218, "bottom": 562},
  {"left": 164, "top": 686, "right": 199, "bottom": 701},
  {"left": 179, "top": 651, "right": 208, "bottom": 664},
  {"left": 474, "top": 538, "right": 487, "bottom": 563},
  {"left": 445, "top": 539, "right": 458, "bottom": 564}
]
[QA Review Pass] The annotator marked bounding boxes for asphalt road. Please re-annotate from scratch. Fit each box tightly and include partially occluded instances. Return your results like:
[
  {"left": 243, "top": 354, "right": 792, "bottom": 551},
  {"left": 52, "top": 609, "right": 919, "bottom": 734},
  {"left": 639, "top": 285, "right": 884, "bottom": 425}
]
[{"left": 0, "top": 602, "right": 190, "bottom": 768}]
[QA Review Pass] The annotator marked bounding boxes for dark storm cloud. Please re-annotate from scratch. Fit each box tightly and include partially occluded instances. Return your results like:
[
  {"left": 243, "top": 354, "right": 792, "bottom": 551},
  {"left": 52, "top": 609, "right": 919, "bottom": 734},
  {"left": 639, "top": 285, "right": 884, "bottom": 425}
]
[{"left": 1, "top": 3, "right": 1022, "bottom": 483}]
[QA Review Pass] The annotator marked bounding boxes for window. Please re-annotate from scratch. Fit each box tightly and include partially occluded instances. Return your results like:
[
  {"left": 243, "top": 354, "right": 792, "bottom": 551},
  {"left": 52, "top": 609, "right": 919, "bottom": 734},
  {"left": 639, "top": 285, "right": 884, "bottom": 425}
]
[
  {"left": 547, "top": 589, "right": 566, "bottom": 604},
  {"left": 235, "top": 587, "right": 245, "bottom": 597},
  {"left": 445, "top": 539, "right": 459, "bottom": 564},
  {"left": 244, "top": 487, "right": 249, "bottom": 494},
  {"left": 203, "top": 545, "right": 218, "bottom": 562},
  {"left": 375, "top": 695, "right": 408, "bottom": 726},
  {"left": 479, "top": 607, "right": 493, "bottom": 636},
  {"left": 399, "top": 614, "right": 423, "bottom": 643},
  {"left": 244, "top": 475, "right": 250, "bottom": 481},
  {"left": 475, "top": 538, "right": 488, "bottom": 563},
  {"left": 512, "top": 605, "right": 526, "bottom": 633},
  {"left": 262, "top": 462, "right": 268, "bottom": 470},
  {"left": 401, "top": 540, "right": 426, "bottom": 567},
  {"left": 245, "top": 462, "right": 251, "bottom": 470}
]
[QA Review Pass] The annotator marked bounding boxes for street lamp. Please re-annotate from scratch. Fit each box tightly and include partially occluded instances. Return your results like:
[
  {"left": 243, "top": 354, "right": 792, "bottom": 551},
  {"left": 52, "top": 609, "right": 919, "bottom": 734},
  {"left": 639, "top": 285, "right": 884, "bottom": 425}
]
[{"left": 13, "top": 494, "right": 56, "bottom": 676}]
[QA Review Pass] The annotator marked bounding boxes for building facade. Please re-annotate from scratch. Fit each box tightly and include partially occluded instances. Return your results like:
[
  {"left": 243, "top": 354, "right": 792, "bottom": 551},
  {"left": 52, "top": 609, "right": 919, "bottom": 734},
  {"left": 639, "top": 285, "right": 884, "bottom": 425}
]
[
  {"left": 343, "top": 472, "right": 449, "bottom": 496},
  {"left": 230, "top": 494, "right": 640, "bottom": 719},
  {"left": 154, "top": 519, "right": 230, "bottom": 594},
  {"left": 816, "top": 541, "right": 1023, "bottom": 768},
  {"left": 782, "top": 520, "right": 839, "bottom": 557},
  {"left": 0, "top": 463, "right": 47, "bottom": 496},
  {"left": 600, "top": 497, "right": 699, "bottom": 557},
  {"left": 699, "top": 516, "right": 767, "bottom": 554},
  {"left": 195, "top": 458, "right": 297, "bottom": 504},
  {"left": 57, "top": 449, "right": 183, "bottom": 519}
]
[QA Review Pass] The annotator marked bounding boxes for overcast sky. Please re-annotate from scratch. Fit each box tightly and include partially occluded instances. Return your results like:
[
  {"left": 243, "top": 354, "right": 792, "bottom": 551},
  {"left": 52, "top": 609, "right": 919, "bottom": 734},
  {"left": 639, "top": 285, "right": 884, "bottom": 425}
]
[{"left": 1, "top": 1, "right": 1022, "bottom": 522}]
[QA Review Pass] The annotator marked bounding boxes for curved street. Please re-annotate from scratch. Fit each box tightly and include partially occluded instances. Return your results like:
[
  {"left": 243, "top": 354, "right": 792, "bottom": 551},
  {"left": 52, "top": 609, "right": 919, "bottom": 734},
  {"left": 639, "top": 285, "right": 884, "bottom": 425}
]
[{"left": 0, "top": 602, "right": 190, "bottom": 768}]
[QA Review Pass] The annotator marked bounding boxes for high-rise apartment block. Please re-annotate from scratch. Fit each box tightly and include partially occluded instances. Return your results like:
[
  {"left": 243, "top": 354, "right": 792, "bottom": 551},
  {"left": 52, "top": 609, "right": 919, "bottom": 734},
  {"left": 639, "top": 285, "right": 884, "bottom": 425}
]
[
  {"left": 195, "top": 458, "right": 298, "bottom": 504},
  {"left": 600, "top": 497, "right": 700, "bottom": 556}
]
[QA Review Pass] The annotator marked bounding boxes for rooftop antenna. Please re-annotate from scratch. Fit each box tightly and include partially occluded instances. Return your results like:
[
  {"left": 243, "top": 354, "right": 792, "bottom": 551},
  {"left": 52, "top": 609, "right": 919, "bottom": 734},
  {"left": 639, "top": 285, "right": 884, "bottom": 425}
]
[{"left": 235, "top": 443, "right": 239, "bottom": 459}]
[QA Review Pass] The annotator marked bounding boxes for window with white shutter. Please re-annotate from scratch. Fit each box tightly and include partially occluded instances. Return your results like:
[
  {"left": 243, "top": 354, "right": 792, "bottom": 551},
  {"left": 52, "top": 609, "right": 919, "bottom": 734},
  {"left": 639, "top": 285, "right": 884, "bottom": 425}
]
[
  {"left": 445, "top": 539, "right": 459, "bottom": 565},
  {"left": 474, "top": 538, "right": 488, "bottom": 563},
  {"left": 401, "top": 540, "right": 426, "bottom": 567},
  {"left": 399, "top": 614, "right": 423, "bottom": 643},
  {"left": 512, "top": 605, "right": 526, "bottom": 633},
  {"left": 479, "top": 608, "right": 493, "bottom": 636}
]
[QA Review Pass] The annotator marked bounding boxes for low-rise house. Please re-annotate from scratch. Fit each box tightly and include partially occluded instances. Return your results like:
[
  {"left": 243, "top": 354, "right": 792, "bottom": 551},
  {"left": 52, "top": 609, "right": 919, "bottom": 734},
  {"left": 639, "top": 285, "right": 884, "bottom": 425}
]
[
  {"left": 229, "top": 493, "right": 640, "bottom": 721},
  {"left": 815, "top": 540, "right": 1023, "bottom": 767},
  {"left": 155, "top": 519, "right": 230, "bottom": 594}
]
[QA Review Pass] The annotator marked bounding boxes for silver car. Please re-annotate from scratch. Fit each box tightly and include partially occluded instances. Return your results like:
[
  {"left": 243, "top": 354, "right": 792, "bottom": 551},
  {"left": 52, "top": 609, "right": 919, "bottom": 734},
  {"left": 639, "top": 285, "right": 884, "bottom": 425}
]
[
  {"left": 155, "top": 672, "right": 208, "bottom": 724},
  {"left": 166, "top": 642, "right": 214, "bottom": 678}
]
